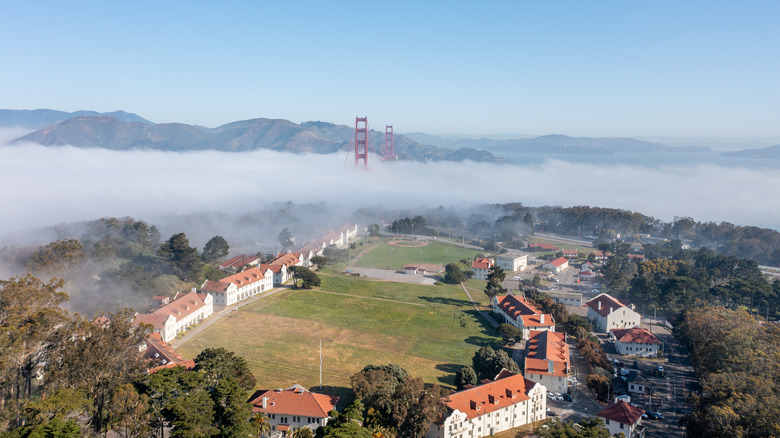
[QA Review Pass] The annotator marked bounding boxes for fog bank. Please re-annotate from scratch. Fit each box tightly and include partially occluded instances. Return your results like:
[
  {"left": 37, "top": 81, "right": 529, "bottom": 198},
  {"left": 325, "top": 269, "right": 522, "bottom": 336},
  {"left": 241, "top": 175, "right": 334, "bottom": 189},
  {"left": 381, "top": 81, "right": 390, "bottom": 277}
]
[{"left": 2, "top": 141, "right": 779, "bottom": 241}]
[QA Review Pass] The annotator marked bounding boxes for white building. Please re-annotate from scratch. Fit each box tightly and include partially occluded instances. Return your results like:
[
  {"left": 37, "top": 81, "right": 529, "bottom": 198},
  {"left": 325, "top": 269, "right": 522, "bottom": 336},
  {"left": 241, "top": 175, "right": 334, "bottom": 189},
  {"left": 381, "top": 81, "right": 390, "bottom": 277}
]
[
  {"left": 609, "top": 327, "right": 661, "bottom": 357},
  {"left": 201, "top": 266, "right": 274, "bottom": 306},
  {"left": 524, "top": 330, "right": 570, "bottom": 395},
  {"left": 585, "top": 293, "right": 641, "bottom": 333},
  {"left": 425, "top": 370, "right": 546, "bottom": 438},
  {"left": 597, "top": 400, "right": 645, "bottom": 438},
  {"left": 133, "top": 290, "right": 213, "bottom": 343},
  {"left": 545, "top": 290, "right": 583, "bottom": 307},
  {"left": 496, "top": 253, "right": 528, "bottom": 272},
  {"left": 248, "top": 385, "right": 339, "bottom": 435},
  {"left": 543, "top": 257, "right": 569, "bottom": 273},
  {"left": 492, "top": 294, "right": 555, "bottom": 339},
  {"left": 471, "top": 257, "right": 494, "bottom": 280}
]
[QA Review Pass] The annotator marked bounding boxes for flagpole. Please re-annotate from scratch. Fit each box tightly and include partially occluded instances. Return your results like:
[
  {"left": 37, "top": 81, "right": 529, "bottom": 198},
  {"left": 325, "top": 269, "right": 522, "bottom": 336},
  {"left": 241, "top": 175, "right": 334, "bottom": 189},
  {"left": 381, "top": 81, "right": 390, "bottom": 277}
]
[{"left": 319, "top": 338, "right": 322, "bottom": 390}]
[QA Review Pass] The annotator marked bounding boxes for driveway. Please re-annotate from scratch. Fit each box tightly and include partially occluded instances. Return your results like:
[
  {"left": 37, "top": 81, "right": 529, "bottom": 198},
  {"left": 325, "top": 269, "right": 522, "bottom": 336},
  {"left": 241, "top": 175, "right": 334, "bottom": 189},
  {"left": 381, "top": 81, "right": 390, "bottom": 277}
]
[{"left": 346, "top": 267, "right": 438, "bottom": 285}]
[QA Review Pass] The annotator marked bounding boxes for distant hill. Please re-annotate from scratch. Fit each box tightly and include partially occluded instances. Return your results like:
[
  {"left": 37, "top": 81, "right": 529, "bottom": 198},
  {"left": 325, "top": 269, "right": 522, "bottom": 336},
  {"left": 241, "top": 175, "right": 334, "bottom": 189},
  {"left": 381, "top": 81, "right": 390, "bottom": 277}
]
[
  {"left": 10, "top": 115, "right": 508, "bottom": 164},
  {"left": 403, "top": 133, "right": 711, "bottom": 154},
  {"left": 721, "top": 144, "right": 780, "bottom": 159},
  {"left": 0, "top": 109, "right": 153, "bottom": 129}
]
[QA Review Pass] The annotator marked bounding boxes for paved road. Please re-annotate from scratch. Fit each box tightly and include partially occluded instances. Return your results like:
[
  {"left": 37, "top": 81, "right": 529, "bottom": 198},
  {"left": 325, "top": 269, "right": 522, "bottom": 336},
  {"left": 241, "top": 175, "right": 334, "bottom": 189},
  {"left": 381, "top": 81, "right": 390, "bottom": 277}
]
[{"left": 346, "top": 266, "right": 438, "bottom": 285}]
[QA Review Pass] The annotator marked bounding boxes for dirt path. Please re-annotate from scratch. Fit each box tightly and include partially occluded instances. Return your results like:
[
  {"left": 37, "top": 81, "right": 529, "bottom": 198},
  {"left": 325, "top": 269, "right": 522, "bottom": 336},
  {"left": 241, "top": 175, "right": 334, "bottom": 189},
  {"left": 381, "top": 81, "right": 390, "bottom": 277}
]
[{"left": 459, "top": 283, "right": 499, "bottom": 328}]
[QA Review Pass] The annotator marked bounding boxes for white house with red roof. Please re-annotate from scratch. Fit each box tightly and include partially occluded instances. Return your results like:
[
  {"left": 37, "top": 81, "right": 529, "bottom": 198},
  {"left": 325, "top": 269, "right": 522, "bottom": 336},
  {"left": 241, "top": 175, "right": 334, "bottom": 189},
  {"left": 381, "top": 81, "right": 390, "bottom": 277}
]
[
  {"left": 425, "top": 369, "right": 546, "bottom": 438},
  {"left": 543, "top": 257, "right": 569, "bottom": 273},
  {"left": 585, "top": 293, "right": 641, "bottom": 332},
  {"left": 524, "top": 330, "right": 570, "bottom": 394},
  {"left": 492, "top": 294, "right": 555, "bottom": 339},
  {"left": 201, "top": 266, "right": 273, "bottom": 306},
  {"left": 609, "top": 327, "right": 661, "bottom": 357},
  {"left": 471, "top": 257, "right": 494, "bottom": 280},
  {"left": 247, "top": 385, "right": 339, "bottom": 434},
  {"left": 133, "top": 290, "right": 213, "bottom": 343},
  {"left": 562, "top": 249, "right": 578, "bottom": 259},
  {"left": 597, "top": 400, "right": 645, "bottom": 438}
]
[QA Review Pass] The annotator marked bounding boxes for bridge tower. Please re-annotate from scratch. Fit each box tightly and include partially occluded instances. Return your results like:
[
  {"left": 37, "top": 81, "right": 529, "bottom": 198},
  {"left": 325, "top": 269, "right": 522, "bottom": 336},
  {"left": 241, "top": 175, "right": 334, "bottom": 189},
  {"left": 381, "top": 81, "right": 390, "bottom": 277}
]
[
  {"left": 354, "top": 117, "right": 368, "bottom": 168},
  {"left": 382, "top": 125, "right": 394, "bottom": 161}
]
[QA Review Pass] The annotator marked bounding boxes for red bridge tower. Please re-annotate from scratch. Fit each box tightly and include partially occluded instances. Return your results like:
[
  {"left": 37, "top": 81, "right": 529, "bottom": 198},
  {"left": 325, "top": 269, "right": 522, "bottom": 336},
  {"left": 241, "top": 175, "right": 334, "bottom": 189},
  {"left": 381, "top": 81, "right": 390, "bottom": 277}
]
[{"left": 382, "top": 125, "right": 395, "bottom": 161}]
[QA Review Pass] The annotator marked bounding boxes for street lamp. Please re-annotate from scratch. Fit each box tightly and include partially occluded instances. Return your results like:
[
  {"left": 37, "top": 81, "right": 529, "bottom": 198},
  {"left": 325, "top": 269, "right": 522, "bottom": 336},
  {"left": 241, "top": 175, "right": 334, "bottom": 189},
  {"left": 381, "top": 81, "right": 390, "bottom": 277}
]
[{"left": 390, "top": 247, "right": 393, "bottom": 270}]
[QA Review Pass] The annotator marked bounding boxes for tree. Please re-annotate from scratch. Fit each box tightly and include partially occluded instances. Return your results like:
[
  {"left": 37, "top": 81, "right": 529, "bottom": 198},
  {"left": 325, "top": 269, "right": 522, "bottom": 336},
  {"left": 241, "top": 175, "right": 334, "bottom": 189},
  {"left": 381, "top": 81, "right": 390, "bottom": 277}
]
[
  {"left": 310, "top": 256, "right": 327, "bottom": 270},
  {"left": 194, "top": 347, "right": 256, "bottom": 391},
  {"left": 454, "top": 366, "right": 477, "bottom": 389},
  {"left": 202, "top": 235, "right": 230, "bottom": 264},
  {"left": 292, "top": 427, "right": 313, "bottom": 438},
  {"left": 368, "top": 224, "right": 381, "bottom": 238},
  {"left": 26, "top": 239, "right": 84, "bottom": 278},
  {"left": 168, "top": 389, "right": 217, "bottom": 438},
  {"left": 497, "top": 323, "right": 523, "bottom": 343},
  {"left": 443, "top": 263, "right": 467, "bottom": 284},
  {"left": 278, "top": 228, "right": 294, "bottom": 251},
  {"left": 289, "top": 266, "right": 320, "bottom": 289},
  {"left": 211, "top": 376, "right": 253, "bottom": 438},
  {"left": 351, "top": 364, "right": 409, "bottom": 416},
  {"left": 483, "top": 265, "right": 507, "bottom": 301},
  {"left": 471, "top": 346, "right": 519, "bottom": 380},
  {"left": 108, "top": 384, "right": 150, "bottom": 438},
  {"left": 537, "top": 418, "right": 610, "bottom": 438},
  {"left": 158, "top": 233, "right": 204, "bottom": 282},
  {"left": 250, "top": 412, "right": 271, "bottom": 437}
]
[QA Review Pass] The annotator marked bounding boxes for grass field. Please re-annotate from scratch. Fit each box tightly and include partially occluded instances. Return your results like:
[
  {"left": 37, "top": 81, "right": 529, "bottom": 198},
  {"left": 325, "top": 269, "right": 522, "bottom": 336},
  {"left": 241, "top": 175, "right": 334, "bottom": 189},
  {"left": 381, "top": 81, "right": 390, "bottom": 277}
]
[
  {"left": 527, "top": 236, "right": 595, "bottom": 255},
  {"left": 353, "top": 240, "right": 483, "bottom": 270},
  {"left": 177, "top": 273, "right": 500, "bottom": 399}
]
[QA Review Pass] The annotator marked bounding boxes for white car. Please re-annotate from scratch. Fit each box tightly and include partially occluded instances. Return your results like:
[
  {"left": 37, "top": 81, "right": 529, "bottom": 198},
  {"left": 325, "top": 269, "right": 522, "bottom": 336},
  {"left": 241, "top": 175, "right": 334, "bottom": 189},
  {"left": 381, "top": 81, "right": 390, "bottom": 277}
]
[{"left": 547, "top": 392, "right": 555, "bottom": 399}]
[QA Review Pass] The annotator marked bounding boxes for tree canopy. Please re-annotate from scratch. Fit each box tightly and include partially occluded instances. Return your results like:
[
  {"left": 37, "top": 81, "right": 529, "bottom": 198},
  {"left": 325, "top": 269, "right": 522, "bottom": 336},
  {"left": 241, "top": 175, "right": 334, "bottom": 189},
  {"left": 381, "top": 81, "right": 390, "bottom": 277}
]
[{"left": 201, "top": 235, "right": 230, "bottom": 264}]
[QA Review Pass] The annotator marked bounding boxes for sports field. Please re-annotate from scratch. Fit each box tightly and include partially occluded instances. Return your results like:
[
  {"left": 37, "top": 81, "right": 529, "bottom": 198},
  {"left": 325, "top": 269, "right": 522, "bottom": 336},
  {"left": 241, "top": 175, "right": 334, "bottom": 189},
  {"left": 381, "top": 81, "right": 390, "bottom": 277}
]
[
  {"left": 177, "top": 273, "right": 500, "bottom": 397},
  {"left": 353, "top": 240, "right": 483, "bottom": 270}
]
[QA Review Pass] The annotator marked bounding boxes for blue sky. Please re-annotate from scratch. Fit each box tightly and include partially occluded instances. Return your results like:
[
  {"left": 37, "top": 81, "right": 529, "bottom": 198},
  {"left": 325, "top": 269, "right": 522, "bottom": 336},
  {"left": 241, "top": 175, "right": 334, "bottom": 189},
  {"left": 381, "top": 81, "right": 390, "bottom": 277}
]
[{"left": 2, "top": 1, "right": 778, "bottom": 137}]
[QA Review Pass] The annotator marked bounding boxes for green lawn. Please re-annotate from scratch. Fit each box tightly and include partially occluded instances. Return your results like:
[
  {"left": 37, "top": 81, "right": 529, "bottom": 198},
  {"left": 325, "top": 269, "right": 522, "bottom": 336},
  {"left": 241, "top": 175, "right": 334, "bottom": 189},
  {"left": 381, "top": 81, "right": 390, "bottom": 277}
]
[
  {"left": 177, "top": 273, "right": 500, "bottom": 397},
  {"left": 353, "top": 240, "right": 482, "bottom": 270}
]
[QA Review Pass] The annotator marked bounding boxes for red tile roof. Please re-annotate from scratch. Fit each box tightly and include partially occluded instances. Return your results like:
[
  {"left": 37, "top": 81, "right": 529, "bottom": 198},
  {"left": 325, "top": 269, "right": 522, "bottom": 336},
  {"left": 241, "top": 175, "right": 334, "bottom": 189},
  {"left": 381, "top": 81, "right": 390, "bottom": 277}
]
[
  {"left": 598, "top": 401, "right": 644, "bottom": 426},
  {"left": 524, "top": 330, "right": 569, "bottom": 377},
  {"left": 585, "top": 293, "right": 627, "bottom": 318},
  {"left": 495, "top": 295, "right": 555, "bottom": 328},
  {"left": 219, "top": 254, "right": 259, "bottom": 270},
  {"left": 439, "top": 370, "right": 534, "bottom": 423},
  {"left": 201, "top": 280, "right": 230, "bottom": 293},
  {"left": 221, "top": 267, "right": 269, "bottom": 287},
  {"left": 471, "top": 257, "right": 493, "bottom": 270},
  {"left": 547, "top": 257, "right": 569, "bottom": 267},
  {"left": 248, "top": 385, "right": 339, "bottom": 419},
  {"left": 610, "top": 327, "right": 660, "bottom": 344},
  {"left": 269, "top": 252, "right": 301, "bottom": 267},
  {"left": 133, "top": 313, "right": 170, "bottom": 330},
  {"left": 153, "top": 291, "right": 208, "bottom": 319},
  {"left": 562, "top": 249, "right": 578, "bottom": 255}
]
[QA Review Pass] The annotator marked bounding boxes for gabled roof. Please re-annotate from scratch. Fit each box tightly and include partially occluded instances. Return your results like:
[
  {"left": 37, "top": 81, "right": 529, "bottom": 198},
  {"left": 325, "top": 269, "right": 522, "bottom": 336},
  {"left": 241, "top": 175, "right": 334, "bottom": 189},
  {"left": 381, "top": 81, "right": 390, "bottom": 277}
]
[
  {"left": 258, "top": 263, "right": 285, "bottom": 274},
  {"left": 219, "top": 254, "right": 260, "bottom": 270},
  {"left": 495, "top": 294, "right": 555, "bottom": 328},
  {"left": 439, "top": 370, "right": 533, "bottom": 423},
  {"left": 598, "top": 400, "right": 644, "bottom": 426},
  {"left": 220, "top": 266, "right": 269, "bottom": 287},
  {"left": 610, "top": 327, "right": 660, "bottom": 344},
  {"left": 524, "top": 330, "right": 569, "bottom": 377},
  {"left": 562, "top": 249, "right": 578, "bottom": 254},
  {"left": 201, "top": 280, "right": 230, "bottom": 293},
  {"left": 546, "top": 257, "right": 569, "bottom": 267},
  {"left": 585, "top": 293, "right": 627, "bottom": 318},
  {"left": 153, "top": 291, "right": 208, "bottom": 319},
  {"left": 472, "top": 257, "right": 493, "bottom": 270},
  {"left": 268, "top": 252, "right": 301, "bottom": 267},
  {"left": 248, "top": 386, "right": 339, "bottom": 418},
  {"left": 133, "top": 313, "right": 171, "bottom": 330}
]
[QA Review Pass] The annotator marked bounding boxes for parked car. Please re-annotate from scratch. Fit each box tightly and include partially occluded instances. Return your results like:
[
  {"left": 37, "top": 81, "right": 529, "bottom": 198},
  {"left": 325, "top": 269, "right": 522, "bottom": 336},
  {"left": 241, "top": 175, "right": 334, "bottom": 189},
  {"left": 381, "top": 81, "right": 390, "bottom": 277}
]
[
  {"left": 546, "top": 409, "right": 556, "bottom": 417},
  {"left": 547, "top": 392, "right": 556, "bottom": 399},
  {"left": 563, "top": 393, "right": 572, "bottom": 402},
  {"left": 646, "top": 411, "right": 664, "bottom": 420}
]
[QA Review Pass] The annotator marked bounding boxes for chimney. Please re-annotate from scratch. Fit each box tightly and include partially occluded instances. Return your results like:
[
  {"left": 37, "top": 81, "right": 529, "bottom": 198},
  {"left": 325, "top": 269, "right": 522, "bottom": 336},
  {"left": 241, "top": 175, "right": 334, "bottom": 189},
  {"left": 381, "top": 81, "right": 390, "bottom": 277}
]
[
  {"left": 261, "top": 396, "right": 268, "bottom": 409},
  {"left": 610, "top": 307, "right": 613, "bottom": 314},
  {"left": 540, "top": 314, "right": 545, "bottom": 324},
  {"left": 548, "top": 361, "right": 554, "bottom": 374},
  {"left": 191, "top": 287, "right": 196, "bottom": 293},
  {"left": 598, "top": 301, "right": 602, "bottom": 310}
]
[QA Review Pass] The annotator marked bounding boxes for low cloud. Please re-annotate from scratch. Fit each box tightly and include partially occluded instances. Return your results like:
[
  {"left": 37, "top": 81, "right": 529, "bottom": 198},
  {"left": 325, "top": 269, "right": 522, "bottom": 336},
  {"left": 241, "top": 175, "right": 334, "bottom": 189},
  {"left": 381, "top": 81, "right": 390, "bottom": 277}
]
[{"left": 1, "top": 138, "right": 779, "bottom": 244}]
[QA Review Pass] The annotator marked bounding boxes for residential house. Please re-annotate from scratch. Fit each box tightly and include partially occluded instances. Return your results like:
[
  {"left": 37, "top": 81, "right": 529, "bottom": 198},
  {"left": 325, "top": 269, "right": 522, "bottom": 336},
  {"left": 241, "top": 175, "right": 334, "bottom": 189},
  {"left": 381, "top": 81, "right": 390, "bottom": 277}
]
[
  {"left": 496, "top": 253, "right": 528, "bottom": 272},
  {"left": 524, "top": 330, "right": 570, "bottom": 394},
  {"left": 472, "top": 257, "right": 494, "bottom": 280},
  {"left": 258, "top": 263, "right": 290, "bottom": 286},
  {"left": 201, "top": 266, "right": 273, "bottom": 306},
  {"left": 585, "top": 293, "right": 641, "bottom": 333},
  {"left": 133, "top": 290, "right": 213, "bottom": 343},
  {"left": 597, "top": 400, "right": 645, "bottom": 438},
  {"left": 609, "top": 327, "right": 661, "bottom": 357},
  {"left": 219, "top": 254, "right": 260, "bottom": 273},
  {"left": 593, "top": 251, "right": 612, "bottom": 261},
  {"left": 403, "top": 264, "right": 444, "bottom": 275},
  {"left": 425, "top": 370, "right": 547, "bottom": 438},
  {"left": 143, "top": 332, "right": 196, "bottom": 372},
  {"left": 562, "top": 249, "right": 578, "bottom": 259},
  {"left": 248, "top": 385, "right": 339, "bottom": 435},
  {"left": 492, "top": 293, "right": 555, "bottom": 339},
  {"left": 543, "top": 257, "right": 569, "bottom": 273}
]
